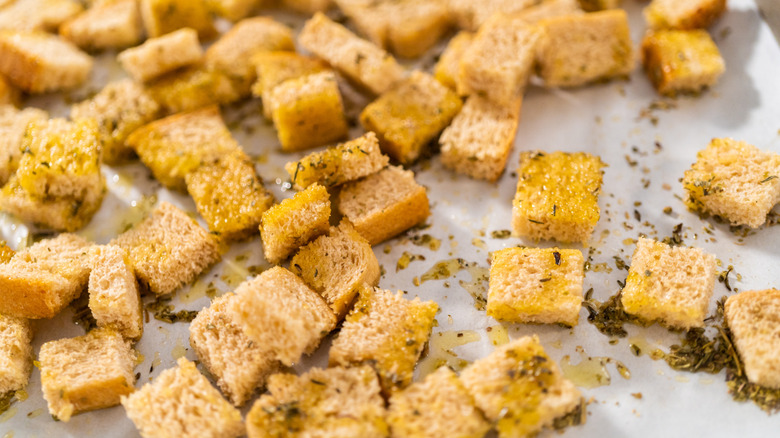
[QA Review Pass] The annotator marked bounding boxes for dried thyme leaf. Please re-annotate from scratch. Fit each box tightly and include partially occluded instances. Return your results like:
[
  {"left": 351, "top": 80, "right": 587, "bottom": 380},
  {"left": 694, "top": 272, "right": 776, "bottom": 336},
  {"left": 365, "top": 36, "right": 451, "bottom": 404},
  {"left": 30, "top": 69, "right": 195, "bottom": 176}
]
[
  {"left": 0, "top": 391, "right": 14, "bottom": 415},
  {"left": 727, "top": 367, "right": 780, "bottom": 414},
  {"left": 145, "top": 296, "right": 199, "bottom": 323},
  {"left": 584, "top": 291, "right": 638, "bottom": 338},
  {"left": 553, "top": 397, "right": 587, "bottom": 430}
]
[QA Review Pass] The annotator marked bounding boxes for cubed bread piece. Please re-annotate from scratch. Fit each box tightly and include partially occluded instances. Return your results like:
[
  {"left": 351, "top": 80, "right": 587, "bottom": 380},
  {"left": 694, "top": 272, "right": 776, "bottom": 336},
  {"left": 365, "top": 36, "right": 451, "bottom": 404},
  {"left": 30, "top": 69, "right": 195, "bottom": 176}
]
[
  {"left": 247, "top": 365, "right": 387, "bottom": 438},
  {"left": 439, "top": 95, "right": 521, "bottom": 182},
  {"left": 285, "top": 132, "right": 388, "bottom": 190},
  {"left": 387, "top": 366, "right": 490, "bottom": 438},
  {"left": 0, "top": 315, "right": 33, "bottom": 394},
  {"left": 299, "top": 12, "right": 405, "bottom": 95},
  {"left": 338, "top": 165, "right": 430, "bottom": 245},
  {"left": 228, "top": 267, "right": 337, "bottom": 365},
  {"left": 360, "top": 71, "right": 462, "bottom": 164},
  {"left": 268, "top": 71, "right": 349, "bottom": 152},
  {"left": 433, "top": 31, "right": 473, "bottom": 91},
  {"left": 725, "top": 289, "right": 780, "bottom": 389},
  {"left": 146, "top": 66, "right": 242, "bottom": 113},
  {"left": 578, "top": 0, "right": 622, "bottom": 11},
  {"left": 111, "top": 202, "right": 220, "bottom": 295},
  {"left": 461, "top": 336, "right": 581, "bottom": 438},
  {"left": 0, "top": 74, "right": 19, "bottom": 106},
  {"left": 139, "top": 0, "right": 216, "bottom": 39},
  {"left": 281, "top": 0, "right": 331, "bottom": 14},
  {"left": 683, "top": 138, "right": 780, "bottom": 228},
  {"left": 487, "top": 247, "right": 584, "bottom": 326},
  {"left": 330, "top": 286, "right": 438, "bottom": 394},
  {"left": 117, "top": 28, "right": 203, "bottom": 83},
  {"left": 290, "top": 219, "right": 380, "bottom": 319},
  {"left": 621, "top": 238, "right": 717, "bottom": 329},
  {"left": 206, "top": 0, "right": 263, "bottom": 21},
  {"left": 537, "top": 9, "right": 634, "bottom": 88},
  {"left": 260, "top": 183, "right": 331, "bottom": 264},
  {"left": 447, "top": 0, "right": 540, "bottom": 30},
  {"left": 60, "top": 0, "right": 142, "bottom": 50},
  {"left": 512, "top": 151, "right": 604, "bottom": 243},
  {"left": 0, "top": 0, "right": 83, "bottom": 32},
  {"left": 0, "top": 31, "right": 93, "bottom": 94},
  {"left": 70, "top": 79, "right": 161, "bottom": 164},
  {"left": 88, "top": 245, "right": 143, "bottom": 340},
  {"left": 186, "top": 152, "right": 274, "bottom": 241},
  {"left": 122, "top": 357, "right": 244, "bottom": 438},
  {"left": 0, "top": 105, "right": 47, "bottom": 185},
  {"left": 644, "top": 0, "right": 726, "bottom": 30},
  {"left": 641, "top": 29, "right": 725, "bottom": 97},
  {"left": 251, "top": 51, "right": 329, "bottom": 118},
  {"left": 39, "top": 328, "right": 136, "bottom": 422},
  {"left": 189, "top": 293, "right": 280, "bottom": 406}
]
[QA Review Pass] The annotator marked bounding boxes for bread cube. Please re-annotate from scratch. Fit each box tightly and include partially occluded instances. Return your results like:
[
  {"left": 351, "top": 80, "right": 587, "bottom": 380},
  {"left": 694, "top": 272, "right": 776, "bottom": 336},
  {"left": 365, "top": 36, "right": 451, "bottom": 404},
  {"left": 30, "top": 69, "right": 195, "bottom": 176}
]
[
  {"left": 268, "top": 71, "right": 349, "bottom": 152},
  {"left": 122, "top": 357, "right": 244, "bottom": 438},
  {"left": 338, "top": 165, "right": 430, "bottom": 245},
  {"left": 0, "top": 315, "right": 33, "bottom": 394},
  {"left": 512, "top": 151, "right": 604, "bottom": 243},
  {"left": 621, "top": 238, "right": 717, "bottom": 329},
  {"left": 146, "top": 66, "right": 241, "bottom": 113},
  {"left": 487, "top": 247, "right": 584, "bottom": 326},
  {"left": 247, "top": 366, "right": 387, "bottom": 438},
  {"left": 206, "top": 0, "right": 262, "bottom": 21},
  {"left": 683, "top": 138, "right": 780, "bottom": 228},
  {"left": 111, "top": 202, "right": 221, "bottom": 295},
  {"left": 251, "top": 51, "right": 329, "bottom": 118},
  {"left": 117, "top": 28, "right": 203, "bottom": 83},
  {"left": 537, "top": 9, "right": 634, "bottom": 88},
  {"left": 330, "top": 286, "right": 438, "bottom": 393},
  {"left": 60, "top": 0, "right": 142, "bottom": 50},
  {"left": 0, "top": 105, "right": 47, "bottom": 185},
  {"left": 40, "top": 328, "right": 136, "bottom": 422},
  {"left": 0, "top": 74, "right": 19, "bottom": 106},
  {"left": 641, "top": 29, "right": 725, "bottom": 97},
  {"left": 461, "top": 336, "right": 581, "bottom": 438},
  {"left": 361, "top": 71, "right": 462, "bottom": 164},
  {"left": 448, "top": 0, "right": 548, "bottom": 30},
  {"left": 70, "top": 79, "right": 161, "bottom": 164},
  {"left": 189, "top": 293, "right": 280, "bottom": 406},
  {"left": 578, "top": 0, "right": 622, "bottom": 11},
  {"left": 260, "top": 183, "right": 331, "bottom": 264},
  {"left": 281, "top": 0, "right": 331, "bottom": 14},
  {"left": 139, "top": 0, "right": 216, "bottom": 39},
  {"left": 0, "top": 31, "right": 93, "bottom": 94},
  {"left": 228, "top": 266, "right": 337, "bottom": 365},
  {"left": 88, "top": 245, "right": 143, "bottom": 340},
  {"left": 440, "top": 95, "right": 521, "bottom": 182},
  {"left": 725, "top": 289, "right": 780, "bottom": 389},
  {"left": 0, "top": 0, "right": 83, "bottom": 33},
  {"left": 644, "top": 0, "right": 726, "bottom": 30},
  {"left": 433, "top": 31, "right": 473, "bottom": 91}
]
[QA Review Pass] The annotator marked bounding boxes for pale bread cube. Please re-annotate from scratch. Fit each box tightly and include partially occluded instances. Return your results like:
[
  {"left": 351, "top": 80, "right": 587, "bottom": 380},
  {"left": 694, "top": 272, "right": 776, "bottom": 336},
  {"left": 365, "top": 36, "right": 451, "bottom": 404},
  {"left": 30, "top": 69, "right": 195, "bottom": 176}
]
[
  {"left": 145, "top": 66, "right": 241, "bottom": 113},
  {"left": 117, "top": 28, "right": 203, "bottom": 83},
  {"left": 433, "top": 30, "right": 473, "bottom": 91},
  {"left": 139, "top": 0, "right": 216, "bottom": 39},
  {"left": 644, "top": 0, "right": 726, "bottom": 30},
  {"left": 447, "top": 0, "right": 539, "bottom": 30},
  {"left": 0, "top": 105, "right": 47, "bottom": 185},
  {"left": 88, "top": 245, "right": 143, "bottom": 340},
  {"left": 0, "top": 0, "right": 83, "bottom": 32},
  {"left": 60, "top": 0, "right": 142, "bottom": 50},
  {"left": 0, "top": 315, "right": 33, "bottom": 394},
  {"left": 725, "top": 289, "right": 780, "bottom": 389}
]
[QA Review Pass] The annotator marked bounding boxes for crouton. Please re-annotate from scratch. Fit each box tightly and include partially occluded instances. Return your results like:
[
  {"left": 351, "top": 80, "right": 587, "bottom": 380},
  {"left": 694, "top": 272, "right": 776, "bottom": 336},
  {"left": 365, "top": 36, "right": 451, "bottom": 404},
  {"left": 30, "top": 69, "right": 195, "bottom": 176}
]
[
  {"left": 439, "top": 95, "right": 521, "bottom": 182},
  {"left": 725, "top": 289, "right": 780, "bottom": 389},
  {"left": 487, "top": 247, "right": 584, "bottom": 326},
  {"left": 189, "top": 293, "right": 280, "bottom": 406},
  {"left": 330, "top": 286, "right": 438, "bottom": 394},
  {"left": 621, "top": 238, "right": 717, "bottom": 329},
  {"left": 644, "top": 0, "right": 726, "bottom": 30},
  {"left": 60, "top": 0, "right": 142, "bottom": 51},
  {"left": 281, "top": 0, "right": 331, "bottom": 14},
  {"left": 88, "top": 245, "right": 143, "bottom": 340},
  {"left": 0, "top": 315, "right": 33, "bottom": 395},
  {"left": 0, "top": 105, "right": 47, "bottom": 185},
  {"left": 0, "top": 0, "right": 83, "bottom": 32},
  {"left": 0, "top": 75, "right": 19, "bottom": 106},
  {"left": 247, "top": 365, "right": 387, "bottom": 438},
  {"left": 460, "top": 336, "right": 582, "bottom": 438},
  {"left": 122, "top": 357, "right": 244, "bottom": 438},
  {"left": 250, "top": 51, "right": 329, "bottom": 118},
  {"left": 433, "top": 31, "right": 473, "bottom": 91},
  {"left": 139, "top": 0, "right": 216, "bottom": 40},
  {"left": 0, "top": 31, "right": 93, "bottom": 93},
  {"left": 338, "top": 165, "right": 430, "bottom": 245},
  {"left": 447, "top": 0, "right": 539, "bottom": 30},
  {"left": 206, "top": 0, "right": 263, "bottom": 21},
  {"left": 512, "top": 151, "right": 605, "bottom": 243},
  {"left": 578, "top": 0, "right": 622, "bottom": 11},
  {"left": 228, "top": 266, "right": 337, "bottom": 365},
  {"left": 117, "top": 28, "right": 203, "bottom": 83},
  {"left": 260, "top": 183, "right": 331, "bottom": 264},
  {"left": 111, "top": 202, "right": 221, "bottom": 295},
  {"left": 145, "top": 65, "right": 241, "bottom": 113},
  {"left": 682, "top": 138, "right": 780, "bottom": 228},
  {"left": 360, "top": 71, "right": 462, "bottom": 164}
]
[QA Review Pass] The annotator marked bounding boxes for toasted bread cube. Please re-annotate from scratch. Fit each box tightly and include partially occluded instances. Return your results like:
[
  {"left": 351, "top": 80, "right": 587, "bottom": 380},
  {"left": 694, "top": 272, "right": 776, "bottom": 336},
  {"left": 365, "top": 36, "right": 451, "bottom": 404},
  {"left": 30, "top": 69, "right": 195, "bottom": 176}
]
[
  {"left": 190, "top": 293, "right": 280, "bottom": 406},
  {"left": 330, "top": 286, "right": 438, "bottom": 393},
  {"left": 185, "top": 153, "right": 274, "bottom": 241},
  {"left": 247, "top": 365, "right": 387, "bottom": 438},
  {"left": 338, "top": 165, "right": 429, "bottom": 246},
  {"left": 251, "top": 51, "right": 329, "bottom": 118},
  {"left": 0, "top": 105, "right": 47, "bottom": 185},
  {"left": 578, "top": 0, "right": 621, "bottom": 11},
  {"left": 0, "top": 75, "right": 19, "bottom": 106},
  {"left": 0, "top": 31, "right": 93, "bottom": 94},
  {"left": 644, "top": 0, "right": 726, "bottom": 30},
  {"left": 146, "top": 66, "right": 241, "bottom": 113},
  {"left": 487, "top": 247, "right": 584, "bottom": 326},
  {"left": 117, "top": 28, "right": 203, "bottom": 83},
  {"left": 268, "top": 71, "right": 349, "bottom": 152},
  {"left": 206, "top": 0, "right": 262, "bottom": 21},
  {"left": 0, "top": 315, "right": 33, "bottom": 394},
  {"left": 111, "top": 202, "right": 221, "bottom": 295},
  {"left": 40, "top": 328, "right": 135, "bottom": 422},
  {"left": 0, "top": 0, "right": 83, "bottom": 32},
  {"left": 725, "top": 289, "right": 780, "bottom": 389},
  {"left": 461, "top": 336, "right": 581, "bottom": 438},
  {"left": 122, "top": 357, "right": 244, "bottom": 438},
  {"left": 512, "top": 151, "right": 604, "bottom": 243},
  {"left": 440, "top": 95, "right": 521, "bottom": 182},
  {"left": 387, "top": 366, "right": 490, "bottom": 438},
  {"left": 285, "top": 132, "right": 388, "bottom": 190},
  {"left": 281, "top": 0, "right": 331, "bottom": 14},
  {"left": 447, "top": 0, "right": 541, "bottom": 30},
  {"left": 683, "top": 138, "right": 780, "bottom": 228},
  {"left": 260, "top": 183, "right": 331, "bottom": 264},
  {"left": 434, "top": 31, "right": 473, "bottom": 91},
  {"left": 88, "top": 245, "right": 143, "bottom": 340},
  {"left": 641, "top": 29, "right": 725, "bottom": 97},
  {"left": 139, "top": 0, "right": 216, "bottom": 39},
  {"left": 299, "top": 13, "right": 405, "bottom": 95},
  {"left": 70, "top": 79, "right": 161, "bottom": 164},
  {"left": 228, "top": 267, "right": 337, "bottom": 365},
  {"left": 621, "top": 238, "right": 716, "bottom": 329},
  {"left": 60, "top": 0, "right": 142, "bottom": 50},
  {"left": 361, "top": 71, "right": 462, "bottom": 164}
]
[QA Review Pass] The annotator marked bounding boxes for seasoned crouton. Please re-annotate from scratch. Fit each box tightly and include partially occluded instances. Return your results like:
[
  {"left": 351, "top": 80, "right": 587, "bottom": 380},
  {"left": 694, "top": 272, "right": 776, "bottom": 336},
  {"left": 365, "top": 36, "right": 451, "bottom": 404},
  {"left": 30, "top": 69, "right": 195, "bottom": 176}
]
[
  {"left": 725, "top": 289, "right": 780, "bottom": 389},
  {"left": 433, "top": 31, "right": 473, "bottom": 91},
  {"left": 139, "top": 0, "right": 216, "bottom": 39},
  {"left": 0, "top": 315, "right": 33, "bottom": 395},
  {"left": 447, "top": 0, "right": 539, "bottom": 30},
  {"left": 0, "top": 0, "right": 83, "bottom": 33},
  {"left": 644, "top": 0, "right": 726, "bottom": 30},
  {"left": 88, "top": 245, "right": 143, "bottom": 340},
  {"left": 117, "top": 28, "right": 203, "bottom": 83},
  {"left": 250, "top": 51, "right": 329, "bottom": 118},
  {"left": 60, "top": 0, "right": 142, "bottom": 50},
  {"left": 145, "top": 66, "right": 241, "bottom": 113},
  {"left": 0, "top": 105, "right": 48, "bottom": 185}
]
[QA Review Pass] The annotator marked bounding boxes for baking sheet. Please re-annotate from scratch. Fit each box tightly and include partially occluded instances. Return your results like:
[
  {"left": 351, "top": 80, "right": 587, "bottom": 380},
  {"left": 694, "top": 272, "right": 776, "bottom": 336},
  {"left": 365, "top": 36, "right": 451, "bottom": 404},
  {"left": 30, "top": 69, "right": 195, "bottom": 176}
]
[{"left": 2, "top": 0, "right": 780, "bottom": 436}]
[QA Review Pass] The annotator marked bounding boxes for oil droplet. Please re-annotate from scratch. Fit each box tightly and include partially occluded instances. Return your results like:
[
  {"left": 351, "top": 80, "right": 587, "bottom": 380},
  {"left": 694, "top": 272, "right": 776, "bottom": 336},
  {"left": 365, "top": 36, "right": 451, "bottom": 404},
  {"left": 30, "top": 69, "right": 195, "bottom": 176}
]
[
  {"left": 221, "top": 257, "right": 251, "bottom": 288},
  {"left": 171, "top": 338, "right": 187, "bottom": 360},
  {"left": 0, "top": 407, "right": 17, "bottom": 423},
  {"left": 396, "top": 252, "right": 425, "bottom": 272},
  {"left": 181, "top": 279, "right": 217, "bottom": 304},
  {"left": 616, "top": 361, "right": 631, "bottom": 379},
  {"left": 675, "top": 375, "right": 690, "bottom": 383},
  {"left": 419, "top": 259, "right": 489, "bottom": 310},
  {"left": 417, "top": 330, "right": 481, "bottom": 378},
  {"left": 26, "top": 408, "right": 44, "bottom": 419},
  {"left": 409, "top": 234, "right": 441, "bottom": 251},
  {"left": 3, "top": 431, "right": 13, "bottom": 438},
  {"left": 14, "top": 390, "right": 26, "bottom": 402},
  {"left": 471, "top": 238, "right": 486, "bottom": 250},
  {"left": 151, "top": 351, "right": 161, "bottom": 373},
  {"left": 628, "top": 336, "right": 665, "bottom": 360},
  {"left": 561, "top": 355, "right": 611, "bottom": 389},
  {"left": 486, "top": 325, "right": 509, "bottom": 347}
]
